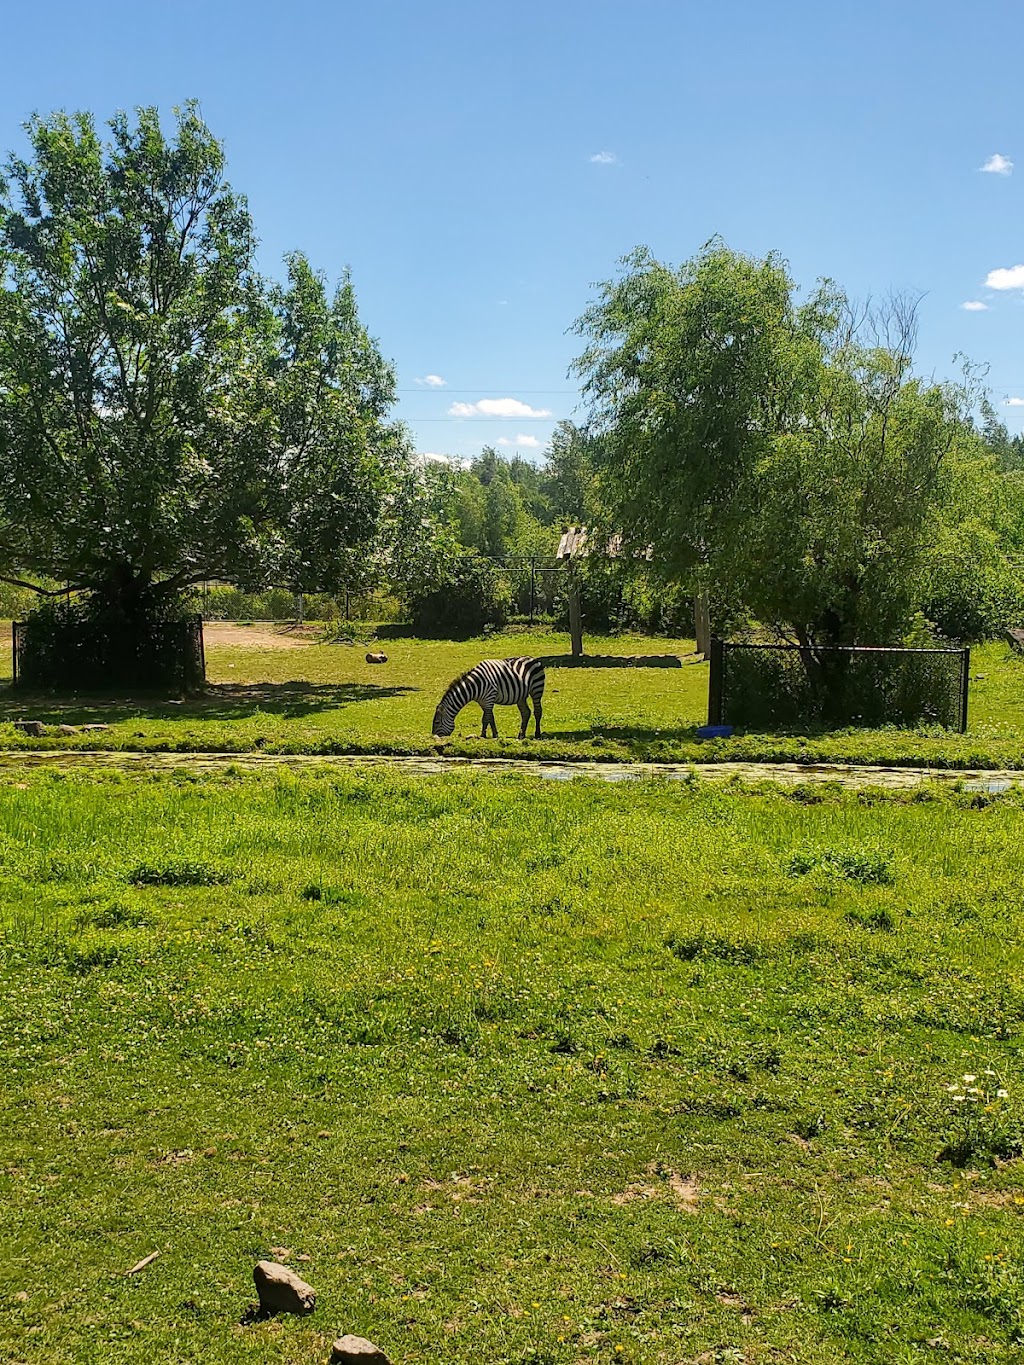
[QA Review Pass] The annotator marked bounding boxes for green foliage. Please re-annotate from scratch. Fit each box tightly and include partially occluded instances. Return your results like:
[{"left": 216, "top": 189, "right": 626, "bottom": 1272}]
[
  {"left": 406, "top": 552, "right": 510, "bottom": 636},
  {"left": 543, "top": 420, "right": 601, "bottom": 525},
  {"left": 786, "top": 847, "right": 895, "bottom": 884},
  {"left": 574, "top": 242, "right": 992, "bottom": 651},
  {"left": 127, "top": 858, "right": 231, "bottom": 887},
  {"left": 0, "top": 104, "right": 403, "bottom": 624},
  {"left": 14, "top": 596, "right": 205, "bottom": 692}
]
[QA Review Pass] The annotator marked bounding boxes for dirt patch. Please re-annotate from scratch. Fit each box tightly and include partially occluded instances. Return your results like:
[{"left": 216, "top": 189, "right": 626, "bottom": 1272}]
[
  {"left": 203, "top": 622, "right": 320, "bottom": 650},
  {"left": 611, "top": 1162, "right": 700, "bottom": 1210}
]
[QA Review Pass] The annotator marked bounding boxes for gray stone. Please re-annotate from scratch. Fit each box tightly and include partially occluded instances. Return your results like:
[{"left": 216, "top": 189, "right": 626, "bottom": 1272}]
[
  {"left": 365, "top": 652, "right": 388, "bottom": 664},
  {"left": 330, "top": 1336, "right": 391, "bottom": 1365},
  {"left": 253, "top": 1260, "right": 316, "bottom": 1315},
  {"left": 14, "top": 720, "right": 45, "bottom": 736},
  {"left": 58, "top": 724, "right": 79, "bottom": 735}
]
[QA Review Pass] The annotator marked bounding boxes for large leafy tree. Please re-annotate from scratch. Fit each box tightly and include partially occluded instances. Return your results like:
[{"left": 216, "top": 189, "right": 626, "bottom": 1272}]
[
  {"left": 0, "top": 103, "right": 402, "bottom": 622},
  {"left": 574, "top": 242, "right": 978, "bottom": 649}
]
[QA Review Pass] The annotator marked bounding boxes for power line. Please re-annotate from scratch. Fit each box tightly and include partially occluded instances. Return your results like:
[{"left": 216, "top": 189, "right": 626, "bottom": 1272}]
[
  {"left": 403, "top": 417, "right": 559, "bottom": 422},
  {"left": 398, "top": 388, "right": 577, "bottom": 393}
]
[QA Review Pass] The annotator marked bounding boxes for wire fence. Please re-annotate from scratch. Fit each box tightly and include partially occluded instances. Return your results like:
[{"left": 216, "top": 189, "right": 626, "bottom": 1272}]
[
  {"left": 707, "top": 639, "right": 970, "bottom": 732},
  {"left": 13, "top": 615, "right": 206, "bottom": 693}
]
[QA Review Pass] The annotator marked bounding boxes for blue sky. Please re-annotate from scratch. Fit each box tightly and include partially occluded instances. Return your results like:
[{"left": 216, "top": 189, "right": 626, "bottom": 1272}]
[{"left": 4, "top": 0, "right": 1024, "bottom": 459}]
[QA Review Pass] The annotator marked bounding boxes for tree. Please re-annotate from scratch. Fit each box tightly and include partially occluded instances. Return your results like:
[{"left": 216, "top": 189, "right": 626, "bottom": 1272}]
[
  {"left": 574, "top": 242, "right": 976, "bottom": 653},
  {"left": 0, "top": 104, "right": 402, "bottom": 626},
  {"left": 542, "top": 420, "right": 598, "bottom": 526}
]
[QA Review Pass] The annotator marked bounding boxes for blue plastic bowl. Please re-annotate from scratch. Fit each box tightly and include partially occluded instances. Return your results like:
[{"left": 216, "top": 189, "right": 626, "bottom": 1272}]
[{"left": 696, "top": 725, "right": 734, "bottom": 739}]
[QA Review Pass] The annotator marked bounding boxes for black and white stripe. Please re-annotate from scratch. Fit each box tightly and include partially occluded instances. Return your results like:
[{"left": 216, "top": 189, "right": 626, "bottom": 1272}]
[{"left": 432, "top": 657, "right": 546, "bottom": 739}]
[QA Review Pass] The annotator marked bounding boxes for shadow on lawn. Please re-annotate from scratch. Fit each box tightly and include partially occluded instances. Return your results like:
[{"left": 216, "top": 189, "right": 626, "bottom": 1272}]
[
  {"left": 0, "top": 679, "right": 417, "bottom": 725},
  {"left": 539, "top": 652, "right": 691, "bottom": 669}
]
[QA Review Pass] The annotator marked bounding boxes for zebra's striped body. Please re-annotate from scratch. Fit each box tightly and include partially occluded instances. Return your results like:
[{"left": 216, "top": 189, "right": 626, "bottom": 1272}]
[{"left": 432, "top": 657, "right": 545, "bottom": 739}]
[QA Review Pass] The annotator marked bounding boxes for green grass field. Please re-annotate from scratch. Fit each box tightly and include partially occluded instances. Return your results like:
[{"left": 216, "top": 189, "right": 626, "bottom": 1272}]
[
  {"left": 0, "top": 623, "right": 1023, "bottom": 769},
  {"left": 3, "top": 765, "right": 1024, "bottom": 1363}
]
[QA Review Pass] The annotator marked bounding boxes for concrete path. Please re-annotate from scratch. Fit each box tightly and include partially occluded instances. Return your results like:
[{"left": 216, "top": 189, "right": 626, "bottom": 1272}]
[{"left": 0, "top": 749, "right": 1018, "bottom": 792}]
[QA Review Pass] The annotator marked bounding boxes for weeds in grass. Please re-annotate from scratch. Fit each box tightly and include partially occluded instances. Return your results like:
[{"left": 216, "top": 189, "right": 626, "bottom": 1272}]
[
  {"left": 845, "top": 906, "right": 897, "bottom": 932},
  {"left": 74, "top": 899, "right": 150, "bottom": 929},
  {"left": 127, "top": 859, "right": 231, "bottom": 887},
  {"left": 938, "top": 1073, "right": 1023, "bottom": 1166},
  {"left": 787, "top": 847, "right": 895, "bottom": 884}
]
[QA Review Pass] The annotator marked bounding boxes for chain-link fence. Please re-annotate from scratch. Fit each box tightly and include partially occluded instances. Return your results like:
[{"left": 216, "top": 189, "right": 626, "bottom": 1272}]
[{"left": 707, "top": 640, "right": 970, "bottom": 732}]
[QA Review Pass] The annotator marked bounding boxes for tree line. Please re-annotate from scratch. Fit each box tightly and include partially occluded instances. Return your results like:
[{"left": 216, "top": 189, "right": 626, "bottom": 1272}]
[{"left": 1, "top": 105, "right": 1022, "bottom": 653}]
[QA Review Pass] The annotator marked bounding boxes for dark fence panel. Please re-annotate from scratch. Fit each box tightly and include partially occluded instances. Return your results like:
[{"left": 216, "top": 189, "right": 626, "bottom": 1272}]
[
  {"left": 707, "top": 640, "right": 969, "bottom": 732},
  {"left": 13, "top": 615, "right": 206, "bottom": 693}
]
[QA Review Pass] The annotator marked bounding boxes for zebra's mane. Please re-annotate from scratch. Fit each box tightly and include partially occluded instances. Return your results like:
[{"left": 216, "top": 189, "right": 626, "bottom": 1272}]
[
  {"left": 440, "top": 657, "right": 532, "bottom": 697},
  {"left": 441, "top": 662, "right": 486, "bottom": 695}
]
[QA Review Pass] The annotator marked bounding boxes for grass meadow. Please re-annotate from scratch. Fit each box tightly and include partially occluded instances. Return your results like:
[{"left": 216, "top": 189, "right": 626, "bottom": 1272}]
[
  {"left": 2, "top": 764, "right": 1024, "bottom": 1363},
  {"left": 0, "top": 623, "right": 1022, "bottom": 769}
]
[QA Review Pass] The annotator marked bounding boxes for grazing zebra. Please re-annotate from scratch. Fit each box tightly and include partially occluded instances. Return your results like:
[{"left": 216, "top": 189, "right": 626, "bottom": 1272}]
[{"left": 432, "top": 657, "right": 545, "bottom": 739}]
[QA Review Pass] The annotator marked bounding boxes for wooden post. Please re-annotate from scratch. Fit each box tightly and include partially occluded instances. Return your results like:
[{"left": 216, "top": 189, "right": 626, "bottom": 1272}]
[
  {"left": 694, "top": 591, "right": 711, "bottom": 656},
  {"left": 568, "top": 572, "right": 583, "bottom": 658}
]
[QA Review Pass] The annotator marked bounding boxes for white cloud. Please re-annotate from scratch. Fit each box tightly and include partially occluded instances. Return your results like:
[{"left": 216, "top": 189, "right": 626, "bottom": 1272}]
[
  {"left": 1004, "top": 397, "right": 1024, "bottom": 407},
  {"left": 961, "top": 300, "right": 989, "bottom": 311},
  {"left": 413, "top": 451, "right": 469, "bottom": 468},
  {"left": 985, "top": 264, "right": 1024, "bottom": 290},
  {"left": 415, "top": 374, "right": 447, "bottom": 388},
  {"left": 981, "top": 153, "right": 1013, "bottom": 175},
  {"left": 590, "top": 150, "right": 618, "bottom": 164},
  {"left": 448, "top": 397, "right": 553, "bottom": 418},
  {"left": 497, "top": 434, "right": 543, "bottom": 449}
]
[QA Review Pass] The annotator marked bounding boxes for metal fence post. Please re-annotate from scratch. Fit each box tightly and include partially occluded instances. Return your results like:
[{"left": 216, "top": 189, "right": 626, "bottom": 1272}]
[
  {"left": 707, "top": 637, "right": 724, "bottom": 726},
  {"left": 960, "top": 646, "right": 971, "bottom": 733}
]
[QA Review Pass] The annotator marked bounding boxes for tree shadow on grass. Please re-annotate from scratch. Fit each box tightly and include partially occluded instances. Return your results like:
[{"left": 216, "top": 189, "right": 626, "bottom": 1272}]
[
  {"left": 539, "top": 653, "right": 689, "bottom": 669},
  {"left": 0, "top": 680, "right": 417, "bottom": 725}
]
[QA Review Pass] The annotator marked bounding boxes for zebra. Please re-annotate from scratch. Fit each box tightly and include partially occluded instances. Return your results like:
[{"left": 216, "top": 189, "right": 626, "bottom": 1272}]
[{"left": 431, "top": 657, "right": 545, "bottom": 740}]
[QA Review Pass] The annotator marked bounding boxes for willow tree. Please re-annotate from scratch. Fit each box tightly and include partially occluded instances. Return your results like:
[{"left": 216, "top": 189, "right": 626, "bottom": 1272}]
[
  {"left": 573, "top": 242, "right": 976, "bottom": 652},
  {"left": 0, "top": 103, "right": 403, "bottom": 632}
]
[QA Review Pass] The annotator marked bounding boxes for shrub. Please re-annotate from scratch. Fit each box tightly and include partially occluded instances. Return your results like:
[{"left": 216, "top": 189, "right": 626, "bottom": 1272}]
[
  {"left": 406, "top": 553, "right": 510, "bottom": 636},
  {"left": 14, "top": 599, "right": 205, "bottom": 693}
]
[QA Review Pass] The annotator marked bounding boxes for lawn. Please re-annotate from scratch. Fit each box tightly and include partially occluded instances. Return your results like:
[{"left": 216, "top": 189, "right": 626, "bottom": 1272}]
[
  {"left": 2, "top": 765, "right": 1024, "bottom": 1363},
  {"left": 0, "top": 623, "right": 1023, "bottom": 768}
]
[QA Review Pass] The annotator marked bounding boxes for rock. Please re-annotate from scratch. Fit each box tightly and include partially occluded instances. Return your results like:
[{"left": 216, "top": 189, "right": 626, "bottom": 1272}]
[
  {"left": 58, "top": 724, "right": 79, "bottom": 735},
  {"left": 80, "top": 724, "right": 111, "bottom": 732},
  {"left": 253, "top": 1260, "right": 316, "bottom": 1316},
  {"left": 14, "top": 720, "right": 45, "bottom": 736},
  {"left": 365, "top": 652, "right": 388, "bottom": 665},
  {"left": 330, "top": 1336, "right": 391, "bottom": 1365}
]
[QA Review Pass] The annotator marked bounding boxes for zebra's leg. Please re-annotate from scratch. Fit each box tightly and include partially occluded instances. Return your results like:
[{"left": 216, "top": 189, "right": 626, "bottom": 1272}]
[
  {"left": 533, "top": 697, "right": 543, "bottom": 737},
  {"left": 482, "top": 706, "right": 497, "bottom": 738},
  {"left": 517, "top": 700, "right": 530, "bottom": 739}
]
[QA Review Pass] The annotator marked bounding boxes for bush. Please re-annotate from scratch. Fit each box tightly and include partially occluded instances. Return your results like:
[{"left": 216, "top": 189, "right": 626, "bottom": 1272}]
[
  {"left": 14, "top": 599, "right": 205, "bottom": 693},
  {"left": 406, "top": 554, "right": 510, "bottom": 637},
  {"left": 923, "top": 523, "right": 1024, "bottom": 642}
]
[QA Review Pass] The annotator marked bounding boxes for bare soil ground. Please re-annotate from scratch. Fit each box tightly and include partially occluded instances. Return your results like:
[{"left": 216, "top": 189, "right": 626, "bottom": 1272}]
[{"left": 202, "top": 621, "right": 320, "bottom": 649}]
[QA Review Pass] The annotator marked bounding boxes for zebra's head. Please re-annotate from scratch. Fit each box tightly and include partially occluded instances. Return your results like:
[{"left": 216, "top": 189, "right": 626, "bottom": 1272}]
[{"left": 431, "top": 703, "right": 454, "bottom": 739}]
